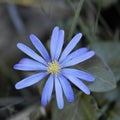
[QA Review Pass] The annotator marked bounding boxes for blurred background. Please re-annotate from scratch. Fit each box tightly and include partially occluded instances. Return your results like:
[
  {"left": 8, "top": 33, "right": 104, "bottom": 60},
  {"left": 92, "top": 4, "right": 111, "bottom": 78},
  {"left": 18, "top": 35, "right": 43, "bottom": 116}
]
[{"left": 0, "top": 0, "right": 120, "bottom": 120}]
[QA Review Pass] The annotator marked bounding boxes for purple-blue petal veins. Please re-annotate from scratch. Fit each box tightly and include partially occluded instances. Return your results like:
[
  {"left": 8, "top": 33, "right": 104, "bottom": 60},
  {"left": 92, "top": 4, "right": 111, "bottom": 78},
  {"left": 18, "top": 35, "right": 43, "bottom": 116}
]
[
  {"left": 59, "top": 33, "right": 82, "bottom": 63},
  {"left": 62, "top": 73, "right": 90, "bottom": 95},
  {"left": 58, "top": 74, "right": 74, "bottom": 102},
  {"left": 14, "top": 58, "right": 47, "bottom": 71},
  {"left": 17, "top": 43, "right": 47, "bottom": 66},
  {"left": 14, "top": 26, "right": 95, "bottom": 109},
  {"left": 15, "top": 72, "right": 48, "bottom": 89},
  {"left": 62, "top": 68, "right": 95, "bottom": 82},
  {"left": 50, "top": 26, "right": 59, "bottom": 60},
  {"left": 18, "top": 58, "right": 47, "bottom": 68},
  {"left": 41, "top": 75, "right": 54, "bottom": 106},
  {"left": 30, "top": 34, "right": 50, "bottom": 62},
  {"left": 55, "top": 76, "right": 64, "bottom": 109},
  {"left": 54, "top": 30, "right": 64, "bottom": 60},
  {"left": 60, "top": 47, "right": 88, "bottom": 65},
  {"left": 14, "top": 64, "right": 47, "bottom": 71},
  {"left": 61, "top": 51, "right": 95, "bottom": 67}
]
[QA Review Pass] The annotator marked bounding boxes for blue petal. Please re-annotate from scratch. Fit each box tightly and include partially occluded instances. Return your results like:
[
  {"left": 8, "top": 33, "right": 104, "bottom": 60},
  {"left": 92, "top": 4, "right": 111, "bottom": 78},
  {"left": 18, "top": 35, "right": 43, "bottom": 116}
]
[
  {"left": 15, "top": 72, "right": 48, "bottom": 89},
  {"left": 14, "top": 58, "right": 47, "bottom": 71},
  {"left": 50, "top": 26, "right": 59, "bottom": 60},
  {"left": 62, "top": 68, "right": 95, "bottom": 82},
  {"left": 60, "top": 47, "right": 88, "bottom": 65},
  {"left": 58, "top": 74, "right": 74, "bottom": 102},
  {"left": 14, "top": 64, "right": 47, "bottom": 71},
  {"left": 18, "top": 58, "right": 45, "bottom": 65},
  {"left": 17, "top": 43, "right": 47, "bottom": 66},
  {"left": 30, "top": 34, "right": 50, "bottom": 62},
  {"left": 41, "top": 74, "right": 54, "bottom": 106},
  {"left": 54, "top": 30, "right": 64, "bottom": 60},
  {"left": 62, "top": 74, "right": 90, "bottom": 95},
  {"left": 59, "top": 33, "right": 82, "bottom": 62},
  {"left": 55, "top": 75, "right": 64, "bottom": 109},
  {"left": 62, "top": 51, "right": 95, "bottom": 67}
]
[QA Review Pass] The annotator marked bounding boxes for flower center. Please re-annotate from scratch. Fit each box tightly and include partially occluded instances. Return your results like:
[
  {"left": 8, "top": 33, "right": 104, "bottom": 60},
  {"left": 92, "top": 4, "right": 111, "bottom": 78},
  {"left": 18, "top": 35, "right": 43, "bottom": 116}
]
[{"left": 47, "top": 61, "right": 60, "bottom": 74}]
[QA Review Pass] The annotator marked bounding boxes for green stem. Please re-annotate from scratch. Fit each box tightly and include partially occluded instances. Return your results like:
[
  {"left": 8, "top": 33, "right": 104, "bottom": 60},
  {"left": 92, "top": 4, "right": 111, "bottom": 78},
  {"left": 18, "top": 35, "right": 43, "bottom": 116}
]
[
  {"left": 93, "top": 5, "right": 101, "bottom": 37},
  {"left": 68, "top": 0, "right": 85, "bottom": 40}
]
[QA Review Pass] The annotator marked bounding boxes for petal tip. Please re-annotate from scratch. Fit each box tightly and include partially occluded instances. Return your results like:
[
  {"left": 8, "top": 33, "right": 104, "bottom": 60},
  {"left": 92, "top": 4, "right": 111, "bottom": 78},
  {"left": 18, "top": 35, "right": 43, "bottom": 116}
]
[
  {"left": 91, "top": 51, "right": 95, "bottom": 56},
  {"left": 17, "top": 43, "right": 21, "bottom": 48},
  {"left": 58, "top": 105, "right": 64, "bottom": 110},
  {"left": 54, "top": 26, "right": 59, "bottom": 29},
  {"left": 68, "top": 97, "right": 74, "bottom": 103},
  {"left": 78, "top": 33, "right": 82, "bottom": 36},
  {"left": 52, "top": 26, "right": 60, "bottom": 34},
  {"left": 88, "top": 74, "right": 95, "bottom": 82},
  {"left": 29, "top": 34, "right": 38, "bottom": 43},
  {"left": 91, "top": 76, "right": 96, "bottom": 81},
  {"left": 15, "top": 83, "right": 21, "bottom": 90},
  {"left": 29, "top": 33, "right": 35, "bottom": 40},
  {"left": 85, "top": 90, "right": 90, "bottom": 95},
  {"left": 13, "top": 64, "right": 17, "bottom": 70},
  {"left": 41, "top": 100, "right": 47, "bottom": 107},
  {"left": 77, "top": 33, "right": 82, "bottom": 39}
]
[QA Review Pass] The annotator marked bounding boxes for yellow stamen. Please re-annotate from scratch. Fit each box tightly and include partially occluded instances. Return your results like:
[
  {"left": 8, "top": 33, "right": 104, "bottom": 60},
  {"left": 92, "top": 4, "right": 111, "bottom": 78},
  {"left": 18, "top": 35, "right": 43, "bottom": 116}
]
[{"left": 47, "top": 61, "right": 60, "bottom": 74}]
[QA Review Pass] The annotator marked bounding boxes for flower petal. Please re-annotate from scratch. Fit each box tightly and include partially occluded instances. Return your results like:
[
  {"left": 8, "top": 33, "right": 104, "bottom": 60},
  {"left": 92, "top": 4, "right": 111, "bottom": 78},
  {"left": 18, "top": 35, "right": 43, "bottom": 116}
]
[
  {"left": 18, "top": 58, "right": 45, "bottom": 65},
  {"left": 62, "top": 51, "right": 95, "bottom": 67},
  {"left": 58, "top": 74, "right": 74, "bottom": 102},
  {"left": 15, "top": 72, "right": 48, "bottom": 89},
  {"left": 63, "top": 74, "right": 90, "bottom": 95},
  {"left": 14, "top": 58, "right": 47, "bottom": 71},
  {"left": 59, "top": 33, "right": 82, "bottom": 62},
  {"left": 50, "top": 26, "right": 59, "bottom": 60},
  {"left": 60, "top": 47, "right": 88, "bottom": 65},
  {"left": 18, "top": 58, "right": 35, "bottom": 64},
  {"left": 55, "top": 75, "right": 64, "bottom": 109},
  {"left": 17, "top": 43, "right": 47, "bottom": 66},
  {"left": 41, "top": 74, "right": 54, "bottom": 106},
  {"left": 62, "top": 68, "right": 95, "bottom": 82},
  {"left": 14, "top": 64, "right": 47, "bottom": 71},
  {"left": 54, "top": 30, "right": 64, "bottom": 60},
  {"left": 30, "top": 34, "right": 50, "bottom": 62}
]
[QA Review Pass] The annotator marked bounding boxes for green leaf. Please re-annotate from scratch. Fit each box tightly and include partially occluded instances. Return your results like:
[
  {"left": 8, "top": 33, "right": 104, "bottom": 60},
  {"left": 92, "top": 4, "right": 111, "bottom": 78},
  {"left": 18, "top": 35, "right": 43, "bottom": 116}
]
[
  {"left": 77, "top": 55, "right": 116, "bottom": 92},
  {"left": 92, "top": 41, "right": 120, "bottom": 81},
  {"left": 52, "top": 94, "right": 99, "bottom": 120}
]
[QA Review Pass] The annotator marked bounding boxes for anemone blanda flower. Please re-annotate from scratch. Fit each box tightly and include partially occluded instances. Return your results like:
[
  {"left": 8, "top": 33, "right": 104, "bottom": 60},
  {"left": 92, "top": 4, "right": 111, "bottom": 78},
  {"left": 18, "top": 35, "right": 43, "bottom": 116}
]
[{"left": 14, "top": 26, "right": 95, "bottom": 109}]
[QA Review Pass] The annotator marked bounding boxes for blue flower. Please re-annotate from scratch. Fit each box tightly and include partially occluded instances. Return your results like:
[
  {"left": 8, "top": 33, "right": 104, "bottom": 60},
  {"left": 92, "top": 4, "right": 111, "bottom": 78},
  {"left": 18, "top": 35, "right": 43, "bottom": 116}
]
[{"left": 14, "top": 26, "right": 95, "bottom": 109}]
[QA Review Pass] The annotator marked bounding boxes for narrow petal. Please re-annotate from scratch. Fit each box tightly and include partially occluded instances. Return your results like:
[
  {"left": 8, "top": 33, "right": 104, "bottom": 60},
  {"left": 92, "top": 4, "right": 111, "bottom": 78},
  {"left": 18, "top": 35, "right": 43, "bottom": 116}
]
[
  {"left": 54, "top": 30, "right": 64, "bottom": 60},
  {"left": 18, "top": 58, "right": 46, "bottom": 66},
  {"left": 62, "top": 51, "right": 95, "bottom": 67},
  {"left": 15, "top": 72, "right": 48, "bottom": 89},
  {"left": 58, "top": 74, "right": 74, "bottom": 102},
  {"left": 41, "top": 75, "right": 54, "bottom": 106},
  {"left": 30, "top": 34, "right": 50, "bottom": 62},
  {"left": 17, "top": 43, "right": 47, "bottom": 66},
  {"left": 62, "top": 68, "right": 95, "bottom": 82},
  {"left": 55, "top": 75, "right": 64, "bottom": 109},
  {"left": 50, "top": 26, "right": 59, "bottom": 60},
  {"left": 14, "top": 58, "right": 47, "bottom": 71},
  {"left": 63, "top": 74, "right": 90, "bottom": 95},
  {"left": 60, "top": 47, "right": 88, "bottom": 65},
  {"left": 59, "top": 33, "right": 82, "bottom": 62},
  {"left": 14, "top": 64, "right": 47, "bottom": 71}
]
